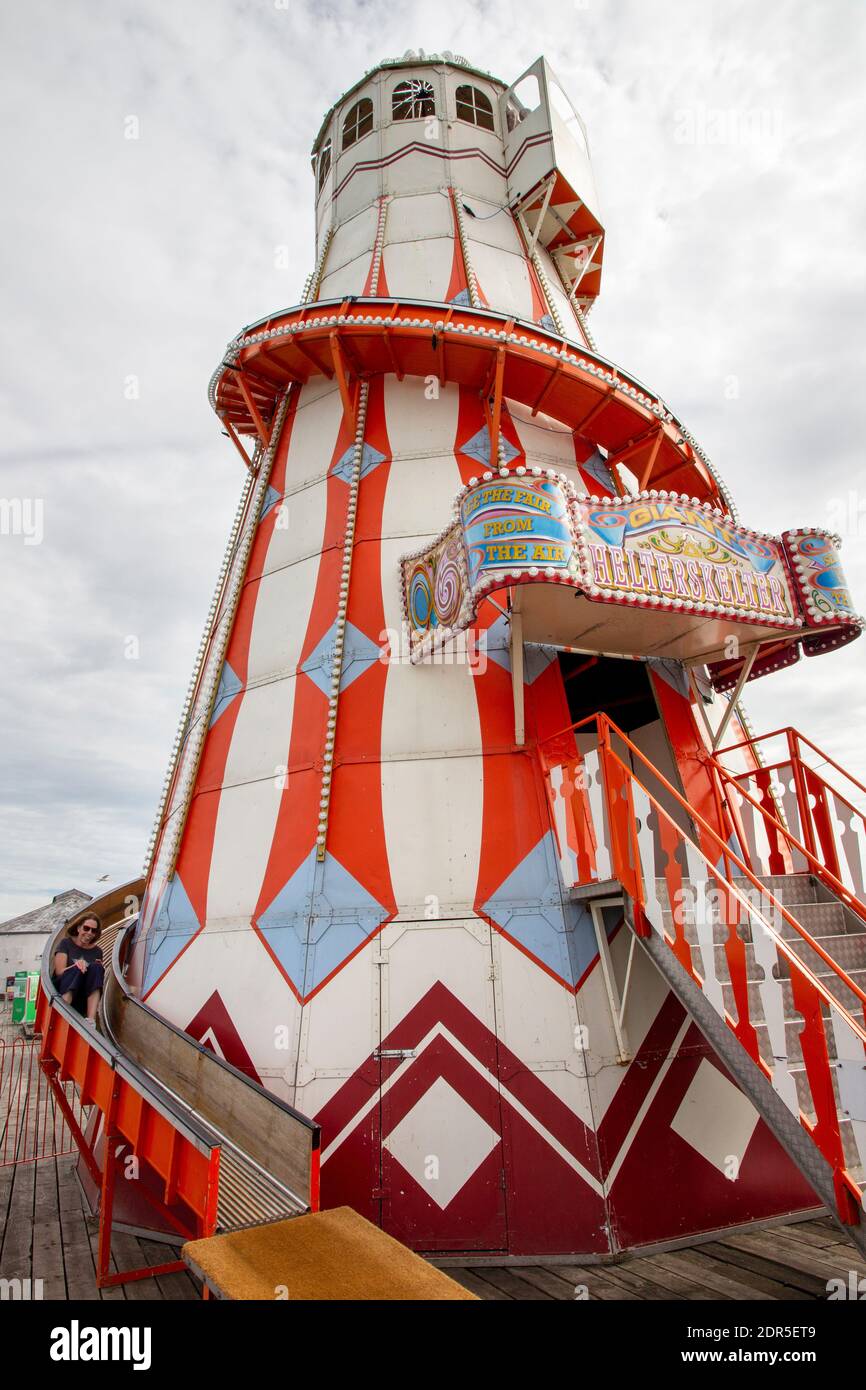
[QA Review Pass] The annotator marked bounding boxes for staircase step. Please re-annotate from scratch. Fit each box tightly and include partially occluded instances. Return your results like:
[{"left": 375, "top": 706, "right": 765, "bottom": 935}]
[
  {"left": 785, "top": 933, "right": 866, "bottom": 977},
  {"left": 707, "top": 933, "right": 866, "bottom": 983},
  {"left": 740, "top": 874, "right": 818, "bottom": 904},
  {"left": 721, "top": 975, "right": 866, "bottom": 1028},
  {"left": 773, "top": 901, "right": 854, "bottom": 940},
  {"left": 657, "top": 899, "right": 855, "bottom": 947},
  {"left": 653, "top": 874, "right": 818, "bottom": 908}
]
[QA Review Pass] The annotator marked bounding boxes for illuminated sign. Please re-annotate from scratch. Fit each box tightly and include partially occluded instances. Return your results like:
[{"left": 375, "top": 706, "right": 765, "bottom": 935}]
[
  {"left": 575, "top": 499, "right": 795, "bottom": 621},
  {"left": 399, "top": 472, "right": 860, "bottom": 673},
  {"left": 460, "top": 476, "right": 576, "bottom": 586}
]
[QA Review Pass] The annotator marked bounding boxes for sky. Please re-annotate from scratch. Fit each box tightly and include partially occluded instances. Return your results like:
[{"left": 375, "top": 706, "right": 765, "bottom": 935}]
[{"left": 1, "top": 0, "right": 864, "bottom": 918}]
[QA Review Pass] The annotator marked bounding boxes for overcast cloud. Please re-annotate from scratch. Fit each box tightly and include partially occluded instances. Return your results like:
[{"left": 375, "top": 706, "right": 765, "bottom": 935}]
[{"left": 1, "top": 0, "right": 864, "bottom": 918}]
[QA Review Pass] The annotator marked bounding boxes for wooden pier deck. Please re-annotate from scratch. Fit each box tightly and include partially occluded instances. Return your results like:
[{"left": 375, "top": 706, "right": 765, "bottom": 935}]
[
  {"left": 2, "top": 1007, "right": 863, "bottom": 1301},
  {"left": 1, "top": 1151, "right": 863, "bottom": 1301}
]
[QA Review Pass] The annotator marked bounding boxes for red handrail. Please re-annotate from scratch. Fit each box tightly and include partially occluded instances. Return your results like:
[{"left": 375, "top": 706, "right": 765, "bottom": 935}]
[
  {"left": 544, "top": 711, "right": 866, "bottom": 1013},
  {"left": 600, "top": 729, "right": 866, "bottom": 1021},
  {"left": 541, "top": 710, "right": 866, "bottom": 1225},
  {"left": 716, "top": 725, "right": 866, "bottom": 805},
  {"left": 710, "top": 755, "right": 866, "bottom": 927}
]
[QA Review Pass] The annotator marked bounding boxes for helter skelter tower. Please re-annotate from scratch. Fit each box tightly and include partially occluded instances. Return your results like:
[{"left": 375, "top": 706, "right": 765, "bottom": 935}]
[{"left": 130, "top": 53, "right": 865, "bottom": 1257}]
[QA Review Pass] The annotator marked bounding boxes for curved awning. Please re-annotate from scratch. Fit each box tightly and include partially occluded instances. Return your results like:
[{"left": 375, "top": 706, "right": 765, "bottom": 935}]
[{"left": 209, "top": 296, "right": 731, "bottom": 510}]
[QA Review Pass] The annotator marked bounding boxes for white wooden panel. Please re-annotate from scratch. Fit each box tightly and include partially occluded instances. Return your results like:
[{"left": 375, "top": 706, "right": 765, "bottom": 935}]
[
  {"left": 319, "top": 251, "right": 370, "bottom": 299},
  {"left": 260, "top": 478, "right": 328, "bottom": 576},
  {"left": 381, "top": 237, "right": 453, "bottom": 302},
  {"left": 508, "top": 401, "right": 578, "bottom": 469},
  {"left": 462, "top": 197, "right": 525, "bottom": 253},
  {"left": 496, "top": 932, "right": 596, "bottom": 1126},
  {"left": 146, "top": 922, "right": 301, "bottom": 1100},
  {"left": 467, "top": 239, "right": 535, "bottom": 320},
  {"left": 380, "top": 754, "right": 484, "bottom": 919},
  {"left": 243, "top": 554, "right": 322, "bottom": 686},
  {"left": 386, "top": 191, "right": 453, "bottom": 241},
  {"left": 283, "top": 385, "right": 345, "bottom": 491},
  {"left": 384, "top": 373, "right": 461, "bottom": 458},
  {"left": 293, "top": 945, "right": 380, "bottom": 1117},
  {"left": 324, "top": 204, "right": 379, "bottom": 275}
]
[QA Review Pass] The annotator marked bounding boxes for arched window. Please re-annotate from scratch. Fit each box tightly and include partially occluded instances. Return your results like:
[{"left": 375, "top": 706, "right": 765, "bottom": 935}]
[
  {"left": 455, "top": 84, "right": 495, "bottom": 132},
  {"left": 392, "top": 78, "right": 435, "bottom": 121},
  {"left": 342, "top": 98, "right": 374, "bottom": 150},
  {"left": 317, "top": 138, "right": 331, "bottom": 193}
]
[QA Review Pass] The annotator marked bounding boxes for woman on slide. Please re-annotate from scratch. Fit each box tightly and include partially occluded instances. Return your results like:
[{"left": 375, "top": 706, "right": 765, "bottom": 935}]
[{"left": 53, "top": 915, "right": 104, "bottom": 1022}]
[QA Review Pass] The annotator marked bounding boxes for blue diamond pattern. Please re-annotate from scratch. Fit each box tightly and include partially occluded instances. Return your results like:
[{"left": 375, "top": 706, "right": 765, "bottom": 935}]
[
  {"left": 257, "top": 849, "right": 390, "bottom": 995},
  {"left": 524, "top": 643, "right": 559, "bottom": 685},
  {"left": 647, "top": 657, "right": 689, "bottom": 698},
  {"left": 209, "top": 659, "right": 243, "bottom": 727},
  {"left": 482, "top": 831, "right": 612, "bottom": 987},
  {"left": 142, "top": 875, "right": 201, "bottom": 993},
  {"left": 459, "top": 425, "right": 520, "bottom": 468},
  {"left": 484, "top": 614, "right": 511, "bottom": 673},
  {"left": 332, "top": 442, "right": 387, "bottom": 484},
  {"left": 450, "top": 288, "right": 473, "bottom": 306},
  {"left": 581, "top": 450, "right": 617, "bottom": 496},
  {"left": 260, "top": 484, "right": 282, "bottom": 521},
  {"left": 300, "top": 620, "right": 382, "bottom": 697}
]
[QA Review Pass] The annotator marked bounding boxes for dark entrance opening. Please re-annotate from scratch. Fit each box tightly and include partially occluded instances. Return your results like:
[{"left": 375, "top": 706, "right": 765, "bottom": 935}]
[{"left": 558, "top": 653, "right": 658, "bottom": 732}]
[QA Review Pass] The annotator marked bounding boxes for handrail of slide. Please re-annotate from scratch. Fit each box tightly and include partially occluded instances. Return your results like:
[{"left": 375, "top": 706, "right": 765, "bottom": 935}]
[
  {"left": 540, "top": 713, "right": 866, "bottom": 1225},
  {"left": 599, "top": 718, "right": 866, "bottom": 1017},
  {"left": 708, "top": 745, "right": 866, "bottom": 929},
  {"left": 103, "top": 920, "right": 319, "bottom": 1211},
  {"left": 36, "top": 883, "right": 224, "bottom": 1284},
  {"left": 36, "top": 878, "right": 320, "bottom": 1284}
]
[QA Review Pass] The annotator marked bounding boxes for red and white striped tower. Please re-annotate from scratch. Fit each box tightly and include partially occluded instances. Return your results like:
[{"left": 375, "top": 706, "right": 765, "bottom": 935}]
[{"left": 129, "top": 53, "right": 832, "bottom": 1256}]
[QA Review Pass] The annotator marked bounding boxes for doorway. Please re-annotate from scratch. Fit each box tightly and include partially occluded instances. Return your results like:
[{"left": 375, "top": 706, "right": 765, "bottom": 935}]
[{"left": 557, "top": 652, "right": 692, "bottom": 839}]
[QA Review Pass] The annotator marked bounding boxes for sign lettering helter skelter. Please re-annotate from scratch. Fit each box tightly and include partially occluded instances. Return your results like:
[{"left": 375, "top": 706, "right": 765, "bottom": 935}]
[
  {"left": 460, "top": 476, "right": 578, "bottom": 588},
  {"left": 574, "top": 498, "right": 796, "bottom": 623}
]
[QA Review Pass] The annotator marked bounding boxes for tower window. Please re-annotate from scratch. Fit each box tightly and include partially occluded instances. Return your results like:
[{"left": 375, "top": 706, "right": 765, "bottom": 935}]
[
  {"left": 317, "top": 138, "right": 331, "bottom": 192},
  {"left": 342, "top": 98, "right": 374, "bottom": 149},
  {"left": 455, "top": 84, "right": 495, "bottom": 132},
  {"left": 392, "top": 79, "right": 435, "bottom": 121}
]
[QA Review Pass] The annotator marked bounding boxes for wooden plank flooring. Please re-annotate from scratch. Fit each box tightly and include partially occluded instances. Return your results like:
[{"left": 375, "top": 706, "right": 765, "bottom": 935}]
[
  {"left": 1, "top": 1151, "right": 863, "bottom": 1300},
  {"left": 1, "top": 1013, "right": 862, "bottom": 1302},
  {"left": 445, "top": 1219, "right": 866, "bottom": 1301},
  {"left": 0, "top": 1155, "right": 200, "bottom": 1300}
]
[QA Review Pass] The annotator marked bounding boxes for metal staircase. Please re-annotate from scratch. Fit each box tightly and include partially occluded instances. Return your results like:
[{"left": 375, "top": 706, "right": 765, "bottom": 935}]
[{"left": 541, "top": 714, "right": 866, "bottom": 1255}]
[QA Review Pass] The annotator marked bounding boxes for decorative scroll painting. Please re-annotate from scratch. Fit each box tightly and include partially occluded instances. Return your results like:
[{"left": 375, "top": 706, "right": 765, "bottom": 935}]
[
  {"left": 783, "top": 530, "right": 858, "bottom": 627},
  {"left": 403, "top": 530, "right": 471, "bottom": 637}
]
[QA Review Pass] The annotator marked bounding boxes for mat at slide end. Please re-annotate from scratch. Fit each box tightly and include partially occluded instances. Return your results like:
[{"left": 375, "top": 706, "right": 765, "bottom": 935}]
[{"left": 182, "top": 1206, "right": 477, "bottom": 1301}]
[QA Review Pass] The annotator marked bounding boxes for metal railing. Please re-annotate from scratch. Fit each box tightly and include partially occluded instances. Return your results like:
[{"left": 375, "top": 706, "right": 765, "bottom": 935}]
[
  {"left": 0, "top": 1036, "right": 83, "bottom": 1167},
  {"left": 714, "top": 726, "right": 866, "bottom": 919},
  {"left": 540, "top": 712, "right": 866, "bottom": 1229}
]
